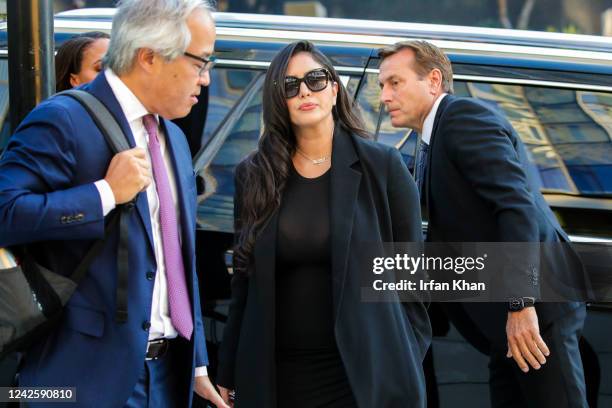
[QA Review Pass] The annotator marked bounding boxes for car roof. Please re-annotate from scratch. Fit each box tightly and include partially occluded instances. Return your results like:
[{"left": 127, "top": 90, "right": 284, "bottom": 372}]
[
  {"left": 52, "top": 8, "right": 609, "bottom": 50},
  {"left": 0, "top": 9, "right": 609, "bottom": 69},
  {"left": 44, "top": 9, "right": 611, "bottom": 62}
]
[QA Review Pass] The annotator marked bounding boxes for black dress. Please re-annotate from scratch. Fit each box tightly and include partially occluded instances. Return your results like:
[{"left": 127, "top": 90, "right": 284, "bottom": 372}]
[{"left": 275, "top": 165, "right": 358, "bottom": 408}]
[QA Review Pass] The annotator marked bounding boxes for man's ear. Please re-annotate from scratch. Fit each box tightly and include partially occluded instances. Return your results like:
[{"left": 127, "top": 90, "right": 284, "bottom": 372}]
[
  {"left": 429, "top": 68, "right": 443, "bottom": 94},
  {"left": 136, "top": 48, "right": 157, "bottom": 73},
  {"left": 69, "top": 73, "right": 81, "bottom": 88}
]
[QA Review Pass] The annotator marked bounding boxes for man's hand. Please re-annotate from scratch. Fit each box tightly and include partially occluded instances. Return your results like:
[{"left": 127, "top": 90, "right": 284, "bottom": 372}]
[
  {"left": 506, "top": 307, "right": 550, "bottom": 372},
  {"left": 194, "top": 376, "right": 230, "bottom": 408},
  {"left": 104, "top": 148, "right": 151, "bottom": 204},
  {"left": 218, "top": 385, "right": 234, "bottom": 407}
]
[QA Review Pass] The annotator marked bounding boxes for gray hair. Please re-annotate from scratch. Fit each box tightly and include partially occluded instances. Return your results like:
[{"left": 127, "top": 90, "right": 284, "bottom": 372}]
[{"left": 103, "top": 0, "right": 214, "bottom": 75}]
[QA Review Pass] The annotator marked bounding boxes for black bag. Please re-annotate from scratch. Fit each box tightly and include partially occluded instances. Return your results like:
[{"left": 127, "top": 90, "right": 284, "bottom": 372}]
[{"left": 0, "top": 90, "right": 133, "bottom": 359}]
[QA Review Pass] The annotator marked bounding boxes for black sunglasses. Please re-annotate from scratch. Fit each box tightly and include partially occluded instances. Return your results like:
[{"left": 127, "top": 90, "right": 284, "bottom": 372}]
[
  {"left": 183, "top": 52, "right": 216, "bottom": 76},
  {"left": 282, "top": 68, "right": 331, "bottom": 98}
]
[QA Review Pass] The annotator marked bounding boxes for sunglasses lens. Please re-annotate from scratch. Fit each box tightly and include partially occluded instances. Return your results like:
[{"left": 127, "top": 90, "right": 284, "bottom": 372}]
[
  {"left": 305, "top": 70, "right": 328, "bottom": 91},
  {"left": 283, "top": 70, "right": 328, "bottom": 98},
  {"left": 285, "top": 78, "right": 299, "bottom": 98}
]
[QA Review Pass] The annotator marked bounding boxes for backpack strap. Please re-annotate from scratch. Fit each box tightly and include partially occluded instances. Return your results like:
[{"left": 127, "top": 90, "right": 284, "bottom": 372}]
[
  {"left": 59, "top": 90, "right": 130, "bottom": 153},
  {"left": 59, "top": 89, "right": 133, "bottom": 324}
]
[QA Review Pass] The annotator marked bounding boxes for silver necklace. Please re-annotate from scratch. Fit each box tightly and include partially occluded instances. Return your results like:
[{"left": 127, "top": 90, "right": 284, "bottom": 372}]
[{"left": 295, "top": 147, "right": 331, "bottom": 165}]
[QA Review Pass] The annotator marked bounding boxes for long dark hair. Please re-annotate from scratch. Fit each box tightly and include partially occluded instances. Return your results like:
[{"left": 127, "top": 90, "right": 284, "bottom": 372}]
[
  {"left": 55, "top": 31, "right": 110, "bottom": 92},
  {"left": 233, "top": 40, "right": 369, "bottom": 275}
]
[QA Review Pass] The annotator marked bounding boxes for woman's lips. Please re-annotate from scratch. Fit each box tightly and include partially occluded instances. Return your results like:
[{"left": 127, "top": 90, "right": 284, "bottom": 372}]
[{"left": 299, "top": 103, "right": 317, "bottom": 111}]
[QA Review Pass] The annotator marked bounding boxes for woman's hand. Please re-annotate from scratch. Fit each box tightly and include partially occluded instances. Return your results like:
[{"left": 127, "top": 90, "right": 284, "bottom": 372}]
[
  {"left": 218, "top": 385, "right": 235, "bottom": 407},
  {"left": 194, "top": 376, "right": 230, "bottom": 408}
]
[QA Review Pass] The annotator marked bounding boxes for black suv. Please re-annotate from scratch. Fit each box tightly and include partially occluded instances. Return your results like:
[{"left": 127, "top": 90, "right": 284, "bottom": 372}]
[{"left": 1, "top": 9, "right": 611, "bottom": 406}]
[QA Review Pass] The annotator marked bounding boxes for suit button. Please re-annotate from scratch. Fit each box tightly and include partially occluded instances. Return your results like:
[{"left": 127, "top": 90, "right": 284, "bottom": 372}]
[
  {"left": 76, "top": 213, "right": 84, "bottom": 221},
  {"left": 146, "top": 271, "right": 154, "bottom": 281},
  {"left": 142, "top": 321, "right": 151, "bottom": 331},
  {"left": 60, "top": 216, "right": 67, "bottom": 224}
]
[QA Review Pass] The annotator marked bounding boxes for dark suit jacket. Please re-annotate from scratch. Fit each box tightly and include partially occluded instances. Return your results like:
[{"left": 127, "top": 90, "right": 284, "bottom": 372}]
[
  {"left": 425, "top": 94, "right": 585, "bottom": 347},
  {"left": 217, "top": 125, "right": 432, "bottom": 407},
  {"left": 0, "top": 73, "right": 208, "bottom": 407}
]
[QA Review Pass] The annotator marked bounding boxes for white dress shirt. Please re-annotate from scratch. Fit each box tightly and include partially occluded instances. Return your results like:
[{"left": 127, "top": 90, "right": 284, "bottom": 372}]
[
  {"left": 94, "top": 68, "right": 207, "bottom": 376},
  {"left": 421, "top": 93, "right": 448, "bottom": 145}
]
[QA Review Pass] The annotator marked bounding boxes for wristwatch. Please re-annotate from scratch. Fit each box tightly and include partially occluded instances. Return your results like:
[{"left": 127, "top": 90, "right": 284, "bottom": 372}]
[{"left": 508, "top": 297, "right": 536, "bottom": 312}]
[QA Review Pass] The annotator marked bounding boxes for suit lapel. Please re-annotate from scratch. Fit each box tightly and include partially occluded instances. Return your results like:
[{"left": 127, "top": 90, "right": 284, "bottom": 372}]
[
  {"left": 254, "top": 209, "right": 279, "bottom": 342},
  {"left": 86, "top": 73, "right": 138, "bottom": 148},
  {"left": 86, "top": 73, "right": 155, "bottom": 255},
  {"left": 330, "top": 126, "right": 361, "bottom": 321},
  {"left": 425, "top": 94, "right": 452, "bottom": 227}
]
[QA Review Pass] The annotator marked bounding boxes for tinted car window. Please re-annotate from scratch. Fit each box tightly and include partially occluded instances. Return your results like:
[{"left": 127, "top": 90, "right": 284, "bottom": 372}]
[
  {"left": 0, "top": 59, "right": 9, "bottom": 152},
  {"left": 195, "top": 73, "right": 265, "bottom": 233},
  {"left": 345, "top": 76, "right": 361, "bottom": 98},
  {"left": 355, "top": 73, "right": 382, "bottom": 136},
  {"left": 202, "top": 68, "right": 259, "bottom": 147},
  {"left": 363, "top": 77, "right": 612, "bottom": 196},
  {"left": 455, "top": 83, "right": 612, "bottom": 196}
]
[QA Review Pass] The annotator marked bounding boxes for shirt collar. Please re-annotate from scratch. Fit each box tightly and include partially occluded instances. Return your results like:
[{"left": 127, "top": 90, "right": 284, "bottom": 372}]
[
  {"left": 104, "top": 68, "right": 158, "bottom": 125},
  {"left": 421, "top": 93, "right": 447, "bottom": 145}
]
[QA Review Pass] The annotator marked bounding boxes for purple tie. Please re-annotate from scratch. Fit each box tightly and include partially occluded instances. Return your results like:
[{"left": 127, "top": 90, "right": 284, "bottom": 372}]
[{"left": 143, "top": 114, "right": 193, "bottom": 340}]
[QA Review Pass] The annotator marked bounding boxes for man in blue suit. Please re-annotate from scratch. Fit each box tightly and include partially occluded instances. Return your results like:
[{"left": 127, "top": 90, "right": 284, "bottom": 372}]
[
  {"left": 378, "top": 41, "right": 588, "bottom": 407},
  {"left": 0, "top": 0, "right": 228, "bottom": 406}
]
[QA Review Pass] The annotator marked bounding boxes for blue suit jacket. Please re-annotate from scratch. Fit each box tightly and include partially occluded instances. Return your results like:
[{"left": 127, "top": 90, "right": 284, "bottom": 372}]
[{"left": 0, "top": 73, "right": 208, "bottom": 407}]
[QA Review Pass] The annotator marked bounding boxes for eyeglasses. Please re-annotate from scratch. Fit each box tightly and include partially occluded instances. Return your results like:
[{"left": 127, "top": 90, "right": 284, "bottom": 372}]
[
  {"left": 183, "top": 52, "right": 216, "bottom": 76},
  {"left": 282, "top": 68, "right": 331, "bottom": 98}
]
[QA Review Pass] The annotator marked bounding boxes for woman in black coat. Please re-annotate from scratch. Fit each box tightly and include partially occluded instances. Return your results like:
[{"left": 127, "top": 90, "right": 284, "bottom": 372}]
[{"left": 216, "top": 40, "right": 431, "bottom": 408}]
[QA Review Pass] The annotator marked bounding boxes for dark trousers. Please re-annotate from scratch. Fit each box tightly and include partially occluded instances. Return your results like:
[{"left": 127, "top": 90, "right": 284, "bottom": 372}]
[
  {"left": 124, "top": 340, "right": 185, "bottom": 408},
  {"left": 489, "top": 305, "right": 587, "bottom": 408}
]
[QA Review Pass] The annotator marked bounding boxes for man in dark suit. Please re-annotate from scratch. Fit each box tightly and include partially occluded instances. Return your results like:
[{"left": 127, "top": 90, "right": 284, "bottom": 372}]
[
  {"left": 0, "top": 0, "right": 227, "bottom": 407},
  {"left": 378, "top": 40, "right": 587, "bottom": 407}
]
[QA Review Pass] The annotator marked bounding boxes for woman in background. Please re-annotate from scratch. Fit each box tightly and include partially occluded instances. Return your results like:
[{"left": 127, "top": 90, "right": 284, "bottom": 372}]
[
  {"left": 217, "top": 40, "right": 431, "bottom": 408},
  {"left": 55, "top": 31, "right": 110, "bottom": 92}
]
